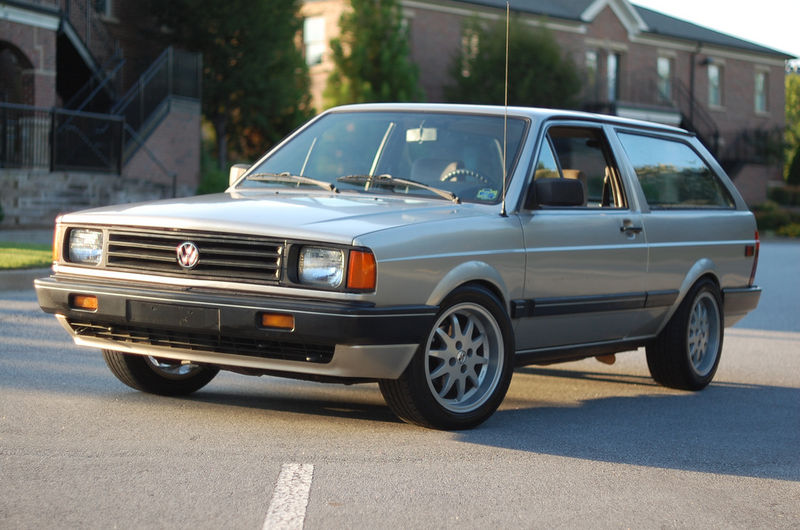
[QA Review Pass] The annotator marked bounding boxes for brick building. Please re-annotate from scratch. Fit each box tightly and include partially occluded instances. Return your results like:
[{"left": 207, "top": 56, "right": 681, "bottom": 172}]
[
  {"left": 1, "top": 0, "right": 202, "bottom": 227},
  {"left": 301, "top": 0, "right": 794, "bottom": 204}
]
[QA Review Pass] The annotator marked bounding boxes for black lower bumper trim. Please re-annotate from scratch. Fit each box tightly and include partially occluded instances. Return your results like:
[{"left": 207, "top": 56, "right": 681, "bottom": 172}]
[
  {"left": 35, "top": 276, "right": 437, "bottom": 348},
  {"left": 67, "top": 319, "right": 335, "bottom": 363}
]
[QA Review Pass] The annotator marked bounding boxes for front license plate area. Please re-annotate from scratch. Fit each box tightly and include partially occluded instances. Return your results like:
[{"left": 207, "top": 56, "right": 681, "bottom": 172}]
[{"left": 127, "top": 301, "right": 220, "bottom": 331}]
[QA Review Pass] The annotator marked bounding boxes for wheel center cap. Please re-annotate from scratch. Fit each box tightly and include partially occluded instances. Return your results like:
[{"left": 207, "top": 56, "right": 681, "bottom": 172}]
[{"left": 457, "top": 350, "right": 467, "bottom": 364}]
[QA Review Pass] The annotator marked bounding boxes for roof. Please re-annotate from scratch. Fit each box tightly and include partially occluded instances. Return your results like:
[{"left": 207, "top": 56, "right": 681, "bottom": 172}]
[
  {"left": 634, "top": 5, "right": 793, "bottom": 58},
  {"left": 453, "top": 0, "right": 794, "bottom": 59},
  {"left": 330, "top": 102, "right": 691, "bottom": 135}
]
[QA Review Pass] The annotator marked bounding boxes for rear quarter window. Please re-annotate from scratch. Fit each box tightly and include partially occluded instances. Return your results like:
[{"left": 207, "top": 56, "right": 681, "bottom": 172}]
[{"left": 617, "top": 132, "right": 734, "bottom": 209}]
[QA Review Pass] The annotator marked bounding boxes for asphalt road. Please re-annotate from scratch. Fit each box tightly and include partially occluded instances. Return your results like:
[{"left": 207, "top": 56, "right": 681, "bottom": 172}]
[{"left": 1, "top": 241, "right": 798, "bottom": 529}]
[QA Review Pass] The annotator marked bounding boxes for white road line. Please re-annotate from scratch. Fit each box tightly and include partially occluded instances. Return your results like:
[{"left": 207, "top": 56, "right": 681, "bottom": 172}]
[{"left": 263, "top": 463, "right": 314, "bottom": 530}]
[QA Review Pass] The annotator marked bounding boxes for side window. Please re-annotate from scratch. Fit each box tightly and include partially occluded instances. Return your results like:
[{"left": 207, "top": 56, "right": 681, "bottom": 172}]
[
  {"left": 533, "top": 138, "right": 560, "bottom": 180},
  {"left": 532, "top": 126, "right": 627, "bottom": 208},
  {"left": 617, "top": 132, "right": 735, "bottom": 209}
]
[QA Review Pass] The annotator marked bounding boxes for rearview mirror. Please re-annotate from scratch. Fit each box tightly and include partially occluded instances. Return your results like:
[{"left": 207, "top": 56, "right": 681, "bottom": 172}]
[
  {"left": 527, "top": 178, "right": 585, "bottom": 208},
  {"left": 229, "top": 164, "right": 250, "bottom": 186},
  {"left": 406, "top": 127, "right": 437, "bottom": 143}
]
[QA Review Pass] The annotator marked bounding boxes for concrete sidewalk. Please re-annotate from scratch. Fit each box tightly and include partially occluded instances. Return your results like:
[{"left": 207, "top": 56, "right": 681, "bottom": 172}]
[
  {"left": 0, "top": 229, "right": 53, "bottom": 245},
  {"left": 0, "top": 267, "right": 50, "bottom": 291}
]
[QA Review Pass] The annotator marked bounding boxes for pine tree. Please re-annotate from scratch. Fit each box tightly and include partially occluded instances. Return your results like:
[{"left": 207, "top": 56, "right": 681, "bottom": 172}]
[{"left": 324, "top": 0, "right": 423, "bottom": 107}]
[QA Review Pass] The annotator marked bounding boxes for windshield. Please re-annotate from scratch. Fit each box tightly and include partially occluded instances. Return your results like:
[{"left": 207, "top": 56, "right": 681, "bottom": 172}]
[{"left": 239, "top": 110, "right": 528, "bottom": 204}]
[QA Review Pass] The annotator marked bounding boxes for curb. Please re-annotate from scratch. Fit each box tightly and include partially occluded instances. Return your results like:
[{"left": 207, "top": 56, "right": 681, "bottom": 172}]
[{"left": 0, "top": 268, "right": 50, "bottom": 291}]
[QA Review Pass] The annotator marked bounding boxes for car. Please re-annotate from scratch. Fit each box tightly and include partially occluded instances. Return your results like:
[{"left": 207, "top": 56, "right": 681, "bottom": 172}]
[{"left": 35, "top": 103, "right": 761, "bottom": 430}]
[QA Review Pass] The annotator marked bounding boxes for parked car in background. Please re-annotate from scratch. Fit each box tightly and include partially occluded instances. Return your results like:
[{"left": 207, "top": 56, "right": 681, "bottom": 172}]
[{"left": 36, "top": 104, "right": 761, "bottom": 429}]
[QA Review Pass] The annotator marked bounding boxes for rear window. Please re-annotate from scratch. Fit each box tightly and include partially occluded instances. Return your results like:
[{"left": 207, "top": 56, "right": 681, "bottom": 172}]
[{"left": 617, "top": 133, "right": 734, "bottom": 209}]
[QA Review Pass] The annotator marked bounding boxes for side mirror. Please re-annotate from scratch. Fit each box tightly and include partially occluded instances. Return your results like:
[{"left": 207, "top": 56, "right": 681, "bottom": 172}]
[
  {"left": 526, "top": 178, "right": 585, "bottom": 208},
  {"left": 229, "top": 164, "right": 250, "bottom": 187}
]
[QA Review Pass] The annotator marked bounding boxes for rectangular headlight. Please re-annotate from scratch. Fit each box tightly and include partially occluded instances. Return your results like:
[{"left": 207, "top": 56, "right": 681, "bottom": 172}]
[
  {"left": 68, "top": 229, "right": 103, "bottom": 265},
  {"left": 298, "top": 247, "right": 344, "bottom": 288}
]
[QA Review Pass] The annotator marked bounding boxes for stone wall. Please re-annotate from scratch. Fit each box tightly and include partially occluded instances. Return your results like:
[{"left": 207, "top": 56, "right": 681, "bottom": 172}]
[{"left": 0, "top": 169, "right": 182, "bottom": 228}]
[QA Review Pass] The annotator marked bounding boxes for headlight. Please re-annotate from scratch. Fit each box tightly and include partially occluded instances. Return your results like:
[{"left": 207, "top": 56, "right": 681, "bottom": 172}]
[
  {"left": 68, "top": 229, "right": 103, "bottom": 265},
  {"left": 298, "top": 247, "right": 344, "bottom": 288}
]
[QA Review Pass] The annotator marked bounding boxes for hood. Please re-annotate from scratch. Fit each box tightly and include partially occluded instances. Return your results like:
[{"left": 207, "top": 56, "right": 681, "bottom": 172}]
[{"left": 60, "top": 190, "right": 489, "bottom": 245}]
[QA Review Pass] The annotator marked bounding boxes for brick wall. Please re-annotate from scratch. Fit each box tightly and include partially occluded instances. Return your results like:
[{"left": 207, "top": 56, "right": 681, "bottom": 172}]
[
  {"left": 0, "top": 19, "right": 57, "bottom": 106},
  {"left": 122, "top": 97, "right": 201, "bottom": 194}
]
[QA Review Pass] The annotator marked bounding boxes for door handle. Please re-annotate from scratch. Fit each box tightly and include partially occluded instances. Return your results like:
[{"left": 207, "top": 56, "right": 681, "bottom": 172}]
[{"left": 620, "top": 220, "right": 643, "bottom": 234}]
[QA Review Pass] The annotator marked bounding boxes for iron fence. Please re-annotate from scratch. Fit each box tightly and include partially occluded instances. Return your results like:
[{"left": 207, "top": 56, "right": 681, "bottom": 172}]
[{"left": 1, "top": 102, "right": 122, "bottom": 173}]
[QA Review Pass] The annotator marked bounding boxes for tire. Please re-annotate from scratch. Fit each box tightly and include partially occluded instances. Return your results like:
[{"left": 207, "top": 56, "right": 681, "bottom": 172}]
[
  {"left": 646, "top": 278, "right": 723, "bottom": 390},
  {"left": 379, "top": 285, "right": 514, "bottom": 430},
  {"left": 102, "top": 350, "right": 219, "bottom": 396}
]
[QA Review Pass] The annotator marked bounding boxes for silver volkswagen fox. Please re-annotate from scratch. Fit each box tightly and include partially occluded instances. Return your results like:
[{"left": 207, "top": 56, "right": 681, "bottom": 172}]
[{"left": 36, "top": 104, "right": 761, "bottom": 429}]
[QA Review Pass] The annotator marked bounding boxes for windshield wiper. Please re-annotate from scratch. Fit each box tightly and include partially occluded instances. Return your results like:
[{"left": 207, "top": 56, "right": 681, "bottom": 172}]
[
  {"left": 246, "top": 172, "right": 338, "bottom": 193},
  {"left": 337, "top": 174, "right": 460, "bottom": 203}
]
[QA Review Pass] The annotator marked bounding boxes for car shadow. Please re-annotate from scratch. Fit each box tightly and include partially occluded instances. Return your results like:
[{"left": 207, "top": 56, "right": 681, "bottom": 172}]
[
  {"left": 460, "top": 366, "right": 800, "bottom": 482},
  {"left": 184, "top": 386, "right": 400, "bottom": 425}
]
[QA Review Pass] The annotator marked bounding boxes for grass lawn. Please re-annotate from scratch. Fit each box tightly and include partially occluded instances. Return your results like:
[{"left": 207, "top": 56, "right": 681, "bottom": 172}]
[{"left": 0, "top": 242, "right": 52, "bottom": 269}]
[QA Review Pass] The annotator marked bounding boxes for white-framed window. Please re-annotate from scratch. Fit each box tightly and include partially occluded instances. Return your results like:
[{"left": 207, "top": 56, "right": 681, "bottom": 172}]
[
  {"left": 708, "top": 63, "right": 722, "bottom": 107},
  {"left": 585, "top": 50, "right": 598, "bottom": 86},
  {"left": 607, "top": 52, "right": 621, "bottom": 102},
  {"left": 657, "top": 56, "right": 672, "bottom": 101},
  {"left": 303, "top": 16, "right": 326, "bottom": 66},
  {"left": 95, "top": 0, "right": 113, "bottom": 18},
  {"left": 754, "top": 71, "right": 768, "bottom": 113}
]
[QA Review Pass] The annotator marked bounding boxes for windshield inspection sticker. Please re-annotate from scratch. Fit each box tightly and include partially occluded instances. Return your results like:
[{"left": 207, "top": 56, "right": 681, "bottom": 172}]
[{"left": 476, "top": 188, "right": 499, "bottom": 201}]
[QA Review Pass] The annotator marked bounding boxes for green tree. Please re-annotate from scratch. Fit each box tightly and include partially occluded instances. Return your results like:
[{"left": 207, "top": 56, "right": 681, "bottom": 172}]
[
  {"left": 324, "top": 0, "right": 423, "bottom": 107},
  {"left": 446, "top": 17, "right": 581, "bottom": 108},
  {"left": 148, "top": 0, "right": 312, "bottom": 169},
  {"left": 786, "top": 73, "right": 800, "bottom": 183},
  {"left": 788, "top": 147, "right": 800, "bottom": 186}
]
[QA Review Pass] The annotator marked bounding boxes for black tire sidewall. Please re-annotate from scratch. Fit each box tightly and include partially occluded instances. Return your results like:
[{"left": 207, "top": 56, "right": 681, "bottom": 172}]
[
  {"left": 682, "top": 281, "right": 724, "bottom": 388},
  {"left": 103, "top": 350, "right": 218, "bottom": 396},
  {"left": 403, "top": 285, "right": 514, "bottom": 430}
]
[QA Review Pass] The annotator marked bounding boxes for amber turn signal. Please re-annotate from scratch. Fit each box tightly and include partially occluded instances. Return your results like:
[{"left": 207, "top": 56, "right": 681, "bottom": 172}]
[
  {"left": 346, "top": 249, "right": 376, "bottom": 290},
  {"left": 69, "top": 294, "right": 98, "bottom": 311},
  {"left": 260, "top": 313, "right": 295, "bottom": 330}
]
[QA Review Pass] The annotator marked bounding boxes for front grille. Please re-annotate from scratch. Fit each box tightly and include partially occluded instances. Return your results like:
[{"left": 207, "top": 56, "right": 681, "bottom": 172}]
[
  {"left": 105, "top": 229, "right": 283, "bottom": 283},
  {"left": 68, "top": 320, "right": 334, "bottom": 364}
]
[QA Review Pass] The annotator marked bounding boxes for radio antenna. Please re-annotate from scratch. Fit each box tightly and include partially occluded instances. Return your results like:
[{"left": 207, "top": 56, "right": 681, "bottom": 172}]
[{"left": 500, "top": 1, "right": 510, "bottom": 217}]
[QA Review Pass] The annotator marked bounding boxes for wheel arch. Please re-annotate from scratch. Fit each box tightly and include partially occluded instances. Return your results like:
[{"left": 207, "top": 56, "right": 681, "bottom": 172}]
[
  {"left": 424, "top": 260, "right": 510, "bottom": 313},
  {"left": 655, "top": 259, "right": 722, "bottom": 336}
]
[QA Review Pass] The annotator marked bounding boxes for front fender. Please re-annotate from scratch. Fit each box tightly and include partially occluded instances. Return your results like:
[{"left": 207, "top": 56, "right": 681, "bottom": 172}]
[{"left": 425, "top": 261, "right": 510, "bottom": 310}]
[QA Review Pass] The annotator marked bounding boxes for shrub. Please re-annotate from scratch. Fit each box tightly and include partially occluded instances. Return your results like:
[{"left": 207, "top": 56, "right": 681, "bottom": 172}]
[
  {"left": 767, "top": 185, "right": 800, "bottom": 206},
  {"left": 751, "top": 201, "right": 791, "bottom": 231},
  {"left": 777, "top": 223, "right": 800, "bottom": 238},
  {"left": 196, "top": 142, "right": 234, "bottom": 195}
]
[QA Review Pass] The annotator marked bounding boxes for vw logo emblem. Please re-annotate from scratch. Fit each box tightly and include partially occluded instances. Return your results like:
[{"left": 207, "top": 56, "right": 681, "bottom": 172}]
[{"left": 176, "top": 242, "right": 200, "bottom": 269}]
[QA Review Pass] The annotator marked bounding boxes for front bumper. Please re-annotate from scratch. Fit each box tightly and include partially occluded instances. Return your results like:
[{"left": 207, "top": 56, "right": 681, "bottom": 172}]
[{"left": 35, "top": 275, "right": 437, "bottom": 380}]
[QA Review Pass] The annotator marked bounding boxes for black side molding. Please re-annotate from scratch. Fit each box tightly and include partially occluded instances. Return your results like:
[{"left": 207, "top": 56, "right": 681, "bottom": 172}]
[{"left": 511, "top": 289, "right": 679, "bottom": 319}]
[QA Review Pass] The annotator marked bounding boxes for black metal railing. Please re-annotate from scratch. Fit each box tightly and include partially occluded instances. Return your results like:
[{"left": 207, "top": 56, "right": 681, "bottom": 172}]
[
  {"left": 1, "top": 102, "right": 122, "bottom": 173},
  {"left": 112, "top": 47, "right": 202, "bottom": 135},
  {"left": 582, "top": 68, "right": 721, "bottom": 155}
]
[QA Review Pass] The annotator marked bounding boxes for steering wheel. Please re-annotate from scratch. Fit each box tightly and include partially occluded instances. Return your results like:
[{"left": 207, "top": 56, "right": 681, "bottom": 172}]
[{"left": 440, "top": 168, "right": 491, "bottom": 185}]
